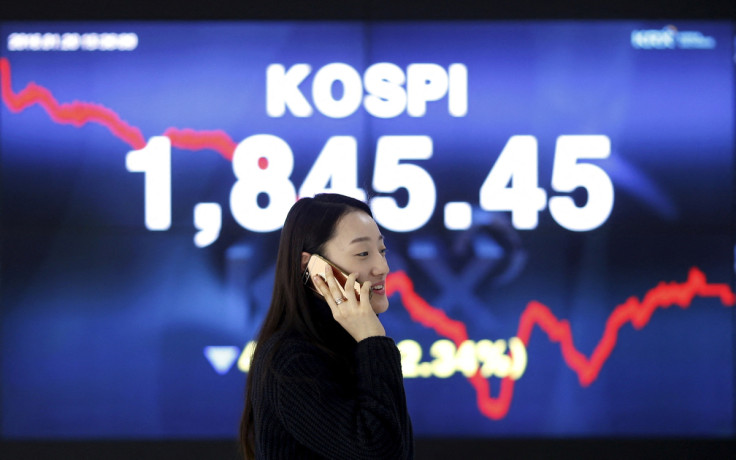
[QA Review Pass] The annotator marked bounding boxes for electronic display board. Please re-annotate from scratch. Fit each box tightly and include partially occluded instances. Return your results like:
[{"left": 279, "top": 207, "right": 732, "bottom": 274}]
[{"left": 1, "top": 21, "right": 733, "bottom": 438}]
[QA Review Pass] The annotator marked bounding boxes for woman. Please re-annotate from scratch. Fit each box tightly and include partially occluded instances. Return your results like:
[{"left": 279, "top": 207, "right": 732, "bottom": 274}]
[{"left": 240, "top": 193, "right": 414, "bottom": 459}]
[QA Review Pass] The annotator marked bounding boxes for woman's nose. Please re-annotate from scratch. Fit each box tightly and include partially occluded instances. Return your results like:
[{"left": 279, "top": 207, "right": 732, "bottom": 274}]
[{"left": 371, "top": 254, "right": 389, "bottom": 276}]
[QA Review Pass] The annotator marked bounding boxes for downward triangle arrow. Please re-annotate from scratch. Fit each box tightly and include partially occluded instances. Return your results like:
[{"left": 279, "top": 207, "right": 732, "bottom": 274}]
[{"left": 204, "top": 346, "right": 240, "bottom": 375}]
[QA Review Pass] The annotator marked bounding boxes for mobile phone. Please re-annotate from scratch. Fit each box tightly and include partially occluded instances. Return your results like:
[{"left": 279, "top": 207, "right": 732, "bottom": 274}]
[{"left": 304, "top": 254, "right": 361, "bottom": 301}]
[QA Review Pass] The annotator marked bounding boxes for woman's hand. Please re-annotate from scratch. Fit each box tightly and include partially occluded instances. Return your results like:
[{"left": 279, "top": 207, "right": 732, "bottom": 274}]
[{"left": 313, "top": 265, "right": 386, "bottom": 342}]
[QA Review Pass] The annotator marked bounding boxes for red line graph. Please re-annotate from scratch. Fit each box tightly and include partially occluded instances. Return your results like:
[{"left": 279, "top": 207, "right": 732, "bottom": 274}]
[
  {"left": 3, "top": 57, "right": 735, "bottom": 421},
  {"left": 162, "top": 127, "right": 237, "bottom": 161},
  {"left": 0, "top": 58, "right": 147, "bottom": 149},
  {"left": 386, "top": 267, "right": 735, "bottom": 420},
  {"left": 0, "top": 57, "right": 237, "bottom": 160}
]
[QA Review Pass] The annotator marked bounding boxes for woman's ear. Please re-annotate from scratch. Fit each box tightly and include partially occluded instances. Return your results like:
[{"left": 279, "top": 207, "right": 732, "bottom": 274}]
[{"left": 300, "top": 252, "right": 311, "bottom": 273}]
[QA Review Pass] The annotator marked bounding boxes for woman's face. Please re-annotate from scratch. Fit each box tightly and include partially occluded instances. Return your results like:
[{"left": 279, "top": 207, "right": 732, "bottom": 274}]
[{"left": 322, "top": 211, "right": 390, "bottom": 314}]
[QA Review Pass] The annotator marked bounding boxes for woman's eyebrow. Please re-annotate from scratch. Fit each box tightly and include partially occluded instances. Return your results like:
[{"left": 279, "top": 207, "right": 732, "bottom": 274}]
[{"left": 349, "top": 235, "right": 384, "bottom": 245}]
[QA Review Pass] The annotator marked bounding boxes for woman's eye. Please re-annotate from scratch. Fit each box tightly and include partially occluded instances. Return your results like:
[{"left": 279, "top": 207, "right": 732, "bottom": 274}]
[
  {"left": 356, "top": 252, "right": 368, "bottom": 257},
  {"left": 380, "top": 248, "right": 388, "bottom": 255}
]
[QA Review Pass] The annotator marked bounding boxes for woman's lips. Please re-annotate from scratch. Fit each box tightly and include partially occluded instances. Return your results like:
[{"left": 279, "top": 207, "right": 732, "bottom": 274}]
[{"left": 371, "top": 283, "right": 386, "bottom": 295}]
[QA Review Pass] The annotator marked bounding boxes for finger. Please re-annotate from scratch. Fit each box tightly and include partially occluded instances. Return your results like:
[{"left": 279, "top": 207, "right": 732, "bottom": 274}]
[
  {"left": 311, "top": 272, "right": 331, "bottom": 298},
  {"left": 312, "top": 274, "right": 344, "bottom": 312},
  {"left": 323, "top": 265, "right": 347, "bottom": 304},
  {"left": 343, "top": 272, "right": 359, "bottom": 303},
  {"left": 322, "top": 263, "right": 334, "bottom": 283},
  {"left": 359, "top": 279, "right": 372, "bottom": 306}
]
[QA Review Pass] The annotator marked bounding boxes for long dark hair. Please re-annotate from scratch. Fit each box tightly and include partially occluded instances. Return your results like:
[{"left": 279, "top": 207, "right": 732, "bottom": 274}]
[{"left": 239, "top": 193, "right": 372, "bottom": 460}]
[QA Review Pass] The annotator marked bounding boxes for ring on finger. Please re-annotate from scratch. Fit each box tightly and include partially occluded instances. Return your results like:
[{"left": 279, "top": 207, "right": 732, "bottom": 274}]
[{"left": 334, "top": 296, "right": 347, "bottom": 305}]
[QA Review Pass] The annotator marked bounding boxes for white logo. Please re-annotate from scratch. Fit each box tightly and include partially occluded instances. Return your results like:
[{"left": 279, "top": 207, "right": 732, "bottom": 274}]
[
  {"left": 266, "top": 62, "right": 468, "bottom": 119},
  {"left": 631, "top": 25, "right": 716, "bottom": 50}
]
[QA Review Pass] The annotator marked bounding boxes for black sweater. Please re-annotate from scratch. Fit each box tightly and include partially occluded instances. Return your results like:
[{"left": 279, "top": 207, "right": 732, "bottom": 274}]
[{"left": 250, "top": 308, "right": 414, "bottom": 459}]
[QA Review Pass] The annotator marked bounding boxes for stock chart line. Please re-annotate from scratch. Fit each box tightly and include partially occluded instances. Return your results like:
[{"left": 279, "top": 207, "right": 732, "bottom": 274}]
[
  {"left": 386, "top": 267, "right": 735, "bottom": 420},
  {"left": 0, "top": 57, "right": 237, "bottom": 159},
  {"left": 0, "top": 58, "right": 146, "bottom": 149},
  {"left": 3, "top": 57, "right": 735, "bottom": 422}
]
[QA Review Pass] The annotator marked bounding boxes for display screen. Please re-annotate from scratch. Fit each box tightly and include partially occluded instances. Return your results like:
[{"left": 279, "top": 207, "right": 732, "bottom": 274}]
[{"left": 1, "top": 21, "right": 734, "bottom": 439}]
